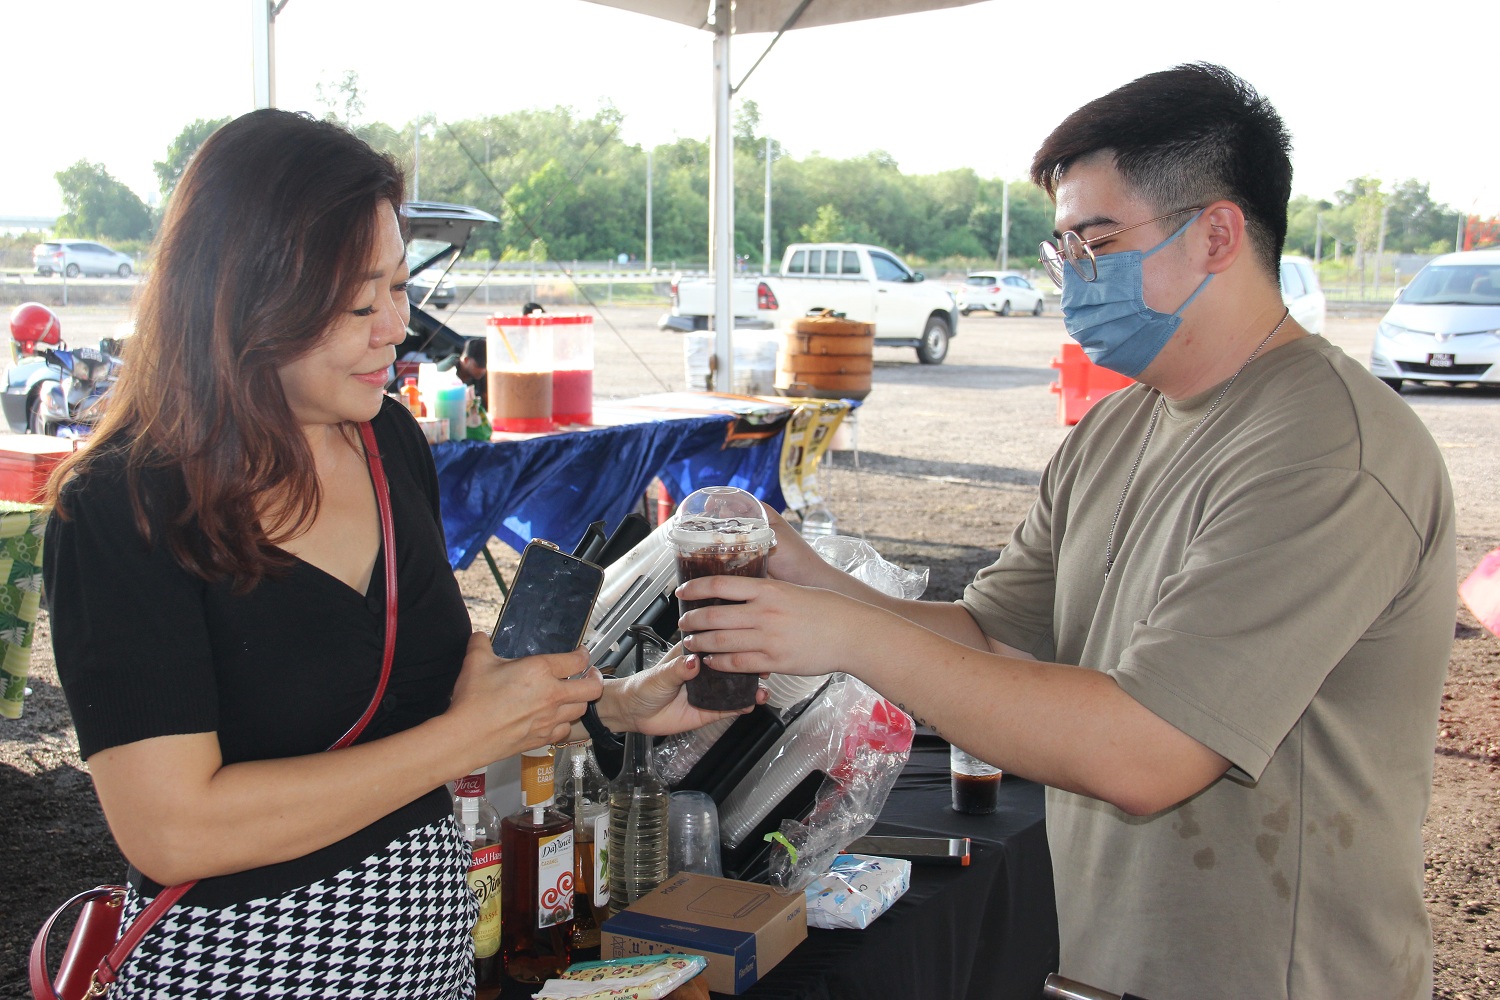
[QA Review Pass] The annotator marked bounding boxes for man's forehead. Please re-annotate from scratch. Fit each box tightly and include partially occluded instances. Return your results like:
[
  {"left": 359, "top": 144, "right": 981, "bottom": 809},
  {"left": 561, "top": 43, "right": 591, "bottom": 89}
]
[{"left": 1053, "top": 156, "right": 1146, "bottom": 234}]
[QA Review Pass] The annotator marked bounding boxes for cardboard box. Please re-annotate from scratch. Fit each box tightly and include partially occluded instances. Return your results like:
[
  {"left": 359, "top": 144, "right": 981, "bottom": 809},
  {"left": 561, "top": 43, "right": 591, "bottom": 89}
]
[{"left": 600, "top": 873, "right": 806, "bottom": 995}]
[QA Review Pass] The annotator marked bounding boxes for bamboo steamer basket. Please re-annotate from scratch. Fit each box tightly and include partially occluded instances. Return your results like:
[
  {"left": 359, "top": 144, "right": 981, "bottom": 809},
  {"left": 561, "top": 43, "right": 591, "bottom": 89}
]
[{"left": 777, "top": 311, "right": 874, "bottom": 400}]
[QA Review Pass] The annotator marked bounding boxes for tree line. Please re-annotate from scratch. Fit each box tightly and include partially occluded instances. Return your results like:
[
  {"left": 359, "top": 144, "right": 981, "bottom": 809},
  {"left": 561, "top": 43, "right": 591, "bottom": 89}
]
[{"left": 45, "top": 99, "right": 1466, "bottom": 271}]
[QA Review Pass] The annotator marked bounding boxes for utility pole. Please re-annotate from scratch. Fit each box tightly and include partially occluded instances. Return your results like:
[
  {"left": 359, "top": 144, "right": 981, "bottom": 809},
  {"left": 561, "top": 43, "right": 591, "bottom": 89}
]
[
  {"left": 250, "top": 0, "right": 289, "bottom": 109},
  {"left": 1375, "top": 203, "right": 1388, "bottom": 296},
  {"left": 1314, "top": 212, "right": 1323, "bottom": 265},
  {"left": 1002, "top": 182, "right": 1014, "bottom": 271},
  {"left": 413, "top": 122, "right": 421, "bottom": 201},
  {"left": 645, "top": 148, "right": 654, "bottom": 272},
  {"left": 763, "top": 136, "right": 772, "bottom": 273}
]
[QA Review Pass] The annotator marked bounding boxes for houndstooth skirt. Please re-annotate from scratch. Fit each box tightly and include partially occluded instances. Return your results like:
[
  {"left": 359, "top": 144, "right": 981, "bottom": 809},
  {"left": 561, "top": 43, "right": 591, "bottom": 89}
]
[{"left": 109, "top": 817, "right": 478, "bottom": 999}]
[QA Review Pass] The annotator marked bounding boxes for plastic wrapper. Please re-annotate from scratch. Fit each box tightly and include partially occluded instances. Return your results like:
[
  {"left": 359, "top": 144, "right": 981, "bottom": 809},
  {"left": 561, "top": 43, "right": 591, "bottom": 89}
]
[
  {"left": 531, "top": 954, "right": 707, "bottom": 1000},
  {"left": 653, "top": 534, "right": 927, "bottom": 784},
  {"left": 804, "top": 854, "right": 912, "bottom": 930}
]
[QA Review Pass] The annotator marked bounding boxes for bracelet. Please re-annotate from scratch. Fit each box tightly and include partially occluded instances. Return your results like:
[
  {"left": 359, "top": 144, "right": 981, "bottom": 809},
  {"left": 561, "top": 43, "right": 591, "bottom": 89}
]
[{"left": 582, "top": 698, "right": 624, "bottom": 750}]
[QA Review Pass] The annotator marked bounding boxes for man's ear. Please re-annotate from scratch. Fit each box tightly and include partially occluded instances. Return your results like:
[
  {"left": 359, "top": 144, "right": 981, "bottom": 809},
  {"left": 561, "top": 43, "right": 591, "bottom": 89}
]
[
  {"left": 1200, "top": 202, "right": 1248, "bottom": 274},
  {"left": 1202, "top": 201, "right": 1246, "bottom": 274}
]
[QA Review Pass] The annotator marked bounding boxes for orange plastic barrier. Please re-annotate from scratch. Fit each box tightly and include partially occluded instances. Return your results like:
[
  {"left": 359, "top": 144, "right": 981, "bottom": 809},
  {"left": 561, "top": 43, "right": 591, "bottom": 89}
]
[{"left": 1049, "top": 342, "right": 1135, "bottom": 425}]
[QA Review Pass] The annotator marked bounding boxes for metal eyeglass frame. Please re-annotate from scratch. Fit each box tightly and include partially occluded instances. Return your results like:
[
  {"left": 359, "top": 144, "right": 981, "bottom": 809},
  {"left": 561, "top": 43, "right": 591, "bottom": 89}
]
[{"left": 1039, "top": 207, "right": 1203, "bottom": 287}]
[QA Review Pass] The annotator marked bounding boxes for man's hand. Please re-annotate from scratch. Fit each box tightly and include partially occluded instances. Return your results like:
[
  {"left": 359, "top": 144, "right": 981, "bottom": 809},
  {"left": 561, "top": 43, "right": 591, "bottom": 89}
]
[{"left": 598, "top": 651, "right": 765, "bottom": 736}]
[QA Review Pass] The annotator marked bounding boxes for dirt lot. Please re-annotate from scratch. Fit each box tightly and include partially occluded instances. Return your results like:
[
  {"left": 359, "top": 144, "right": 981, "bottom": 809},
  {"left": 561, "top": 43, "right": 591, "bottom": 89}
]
[{"left": 2, "top": 302, "right": 1496, "bottom": 998}]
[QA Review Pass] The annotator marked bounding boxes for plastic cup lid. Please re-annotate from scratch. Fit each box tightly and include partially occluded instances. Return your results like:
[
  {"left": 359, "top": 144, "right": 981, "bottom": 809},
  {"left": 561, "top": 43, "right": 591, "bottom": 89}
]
[{"left": 668, "top": 486, "right": 774, "bottom": 547}]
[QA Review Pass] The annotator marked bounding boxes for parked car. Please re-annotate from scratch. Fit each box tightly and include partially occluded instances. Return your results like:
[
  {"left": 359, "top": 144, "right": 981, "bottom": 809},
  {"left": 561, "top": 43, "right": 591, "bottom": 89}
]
[
  {"left": 1279, "top": 254, "right": 1326, "bottom": 335},
  {"left": 1369, "top": 248, "right": 1500, "bottom": 393},
  {"left": 663, "top": 242, "right": 959, "bottom": 364},
  {"left": 394, "top": 201, "right": 498, "bottom": 377},
  {"left": 957, "top": 271, "right": 1045, "bottom": 317},
  {"left": 32, "top": 239, "right": 135, "bottom": 278},
  {"left": 406, "top": 267, "right": 455, "bottom": 310}
]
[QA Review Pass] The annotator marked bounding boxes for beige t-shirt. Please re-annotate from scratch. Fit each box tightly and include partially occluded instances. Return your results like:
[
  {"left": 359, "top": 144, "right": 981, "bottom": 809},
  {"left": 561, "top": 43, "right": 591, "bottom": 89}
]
[{"left": 961, "top": 336, "right": 1455, "bottom": 1000}]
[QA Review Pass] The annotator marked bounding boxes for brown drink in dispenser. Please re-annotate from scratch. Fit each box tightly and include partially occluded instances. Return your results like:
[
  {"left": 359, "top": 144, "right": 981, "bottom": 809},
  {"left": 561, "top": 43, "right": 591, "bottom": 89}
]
[{"left": 669, "top": 487, "right": 775, "bottom": 712}]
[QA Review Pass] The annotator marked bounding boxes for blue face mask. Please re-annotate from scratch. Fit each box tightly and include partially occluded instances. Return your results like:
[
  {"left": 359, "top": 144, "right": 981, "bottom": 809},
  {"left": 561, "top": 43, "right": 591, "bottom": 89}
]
[{"left": 1060, "top": 212, "right": 1213, "bottom": 379}]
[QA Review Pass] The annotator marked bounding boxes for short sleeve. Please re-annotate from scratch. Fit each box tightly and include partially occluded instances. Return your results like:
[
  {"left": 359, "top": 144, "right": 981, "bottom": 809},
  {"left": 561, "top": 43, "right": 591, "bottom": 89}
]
[
  {"left": 959, "top": 462, "right": 1060, "bottom": 661},
  {"left": 1111, "top": 467, "right": 1421, "bottom": 779},
  {"left": 44, "top": 467, "right": 217, "bottom": 759}
]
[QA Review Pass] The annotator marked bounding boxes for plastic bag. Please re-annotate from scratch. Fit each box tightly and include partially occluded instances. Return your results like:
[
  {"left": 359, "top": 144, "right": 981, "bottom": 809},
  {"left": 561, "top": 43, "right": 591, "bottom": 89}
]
[
  {"left": 653, "top": 534, "right": 926, "bottom": 785},
  {"left": 804, "top": 853, "right": 912, "bottom": 930}
]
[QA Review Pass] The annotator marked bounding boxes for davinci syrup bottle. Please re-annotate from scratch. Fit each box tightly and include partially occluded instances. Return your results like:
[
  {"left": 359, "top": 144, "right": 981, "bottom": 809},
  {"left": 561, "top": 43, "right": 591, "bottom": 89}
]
[
  {"left": 500, "top": 749, "right": 574, "bottom": 982},
  {"left": 452, "top": 768, "right": 502, "bottom": 998}
]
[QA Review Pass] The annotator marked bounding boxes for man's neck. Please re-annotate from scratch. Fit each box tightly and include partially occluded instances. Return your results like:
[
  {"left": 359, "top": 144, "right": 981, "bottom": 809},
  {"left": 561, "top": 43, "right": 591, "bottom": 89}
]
[{"left": 1143, "top": 295, "right": 1309, "bottom": 400}]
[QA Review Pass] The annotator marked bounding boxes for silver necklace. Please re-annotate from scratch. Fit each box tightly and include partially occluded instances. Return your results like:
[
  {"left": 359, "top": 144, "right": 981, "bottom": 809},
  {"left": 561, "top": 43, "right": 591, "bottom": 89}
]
[{"left": 1104, "top": 309, "right": 1291, "bottom": 577}]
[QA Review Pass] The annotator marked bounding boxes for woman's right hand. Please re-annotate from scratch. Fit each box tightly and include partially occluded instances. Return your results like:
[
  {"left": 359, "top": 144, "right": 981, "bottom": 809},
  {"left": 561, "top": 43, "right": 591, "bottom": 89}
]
[
  {"left": 762, "top": 504, "right": 837, "bottom": 587},
  {"left": 444, "top": 632, "right": 602, "bottom": 771}
]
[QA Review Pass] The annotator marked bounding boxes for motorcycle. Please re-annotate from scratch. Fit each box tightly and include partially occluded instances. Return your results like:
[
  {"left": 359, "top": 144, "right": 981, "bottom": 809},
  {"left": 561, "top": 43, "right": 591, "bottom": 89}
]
[{"left": 30, "top": 340, "right": 123, "bottom": 439}]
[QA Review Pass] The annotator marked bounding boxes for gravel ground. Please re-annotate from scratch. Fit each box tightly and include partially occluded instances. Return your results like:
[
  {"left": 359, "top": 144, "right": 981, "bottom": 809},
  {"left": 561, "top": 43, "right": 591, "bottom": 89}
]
[{"left": 2, "top": 301, "right": 1496, "bottom": 998}]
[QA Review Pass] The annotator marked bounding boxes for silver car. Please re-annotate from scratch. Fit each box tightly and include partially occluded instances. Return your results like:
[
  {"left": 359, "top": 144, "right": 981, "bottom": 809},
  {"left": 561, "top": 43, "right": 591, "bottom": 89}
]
[
  {"left": 1370, "top": 248, "right": 1500, "bottom": 392},
  {"left": 33, "top": 239, "right": 136, "bottom": 278}
]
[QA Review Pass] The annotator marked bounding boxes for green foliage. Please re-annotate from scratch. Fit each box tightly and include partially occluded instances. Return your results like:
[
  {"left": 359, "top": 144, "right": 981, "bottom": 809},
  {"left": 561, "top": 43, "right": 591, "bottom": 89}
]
[
  {"left": 54, "top": 161, "right": 152, "bottom": 241},
  {"left": 145, "top": 102, "right": 1465, "bottom": 273},
  {"left": 154, "top": 117, "right": 230, "bottom": 199}
]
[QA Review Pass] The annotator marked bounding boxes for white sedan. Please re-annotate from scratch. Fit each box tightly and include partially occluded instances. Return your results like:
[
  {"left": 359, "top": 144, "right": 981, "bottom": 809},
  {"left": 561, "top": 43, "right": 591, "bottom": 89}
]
[{"left": 957, "top": 271, "right": 1046, "bottom": 317}]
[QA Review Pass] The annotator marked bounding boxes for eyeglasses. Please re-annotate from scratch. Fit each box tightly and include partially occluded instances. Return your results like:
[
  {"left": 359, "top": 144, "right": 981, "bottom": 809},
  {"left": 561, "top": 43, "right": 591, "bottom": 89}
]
[{"left": 1039, "top": 207, "right": 1203, "bottom": 288}]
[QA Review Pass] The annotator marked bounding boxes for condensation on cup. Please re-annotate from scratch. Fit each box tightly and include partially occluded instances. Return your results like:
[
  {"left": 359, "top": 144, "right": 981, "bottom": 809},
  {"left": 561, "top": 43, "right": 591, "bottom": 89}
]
[{"left": 950, "top": 744, "right": 1002, "bottom": 815}]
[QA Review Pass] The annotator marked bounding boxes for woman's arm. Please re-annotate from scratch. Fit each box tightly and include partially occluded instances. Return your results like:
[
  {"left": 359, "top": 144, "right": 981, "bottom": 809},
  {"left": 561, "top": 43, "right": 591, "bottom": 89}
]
[{"left": 87, "top": 634, "right": 601, "bottom": 886}]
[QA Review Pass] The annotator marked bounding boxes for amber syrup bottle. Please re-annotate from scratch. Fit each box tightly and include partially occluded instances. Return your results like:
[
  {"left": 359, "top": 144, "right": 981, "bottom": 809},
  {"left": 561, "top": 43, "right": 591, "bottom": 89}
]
[
  {"left": 452, "top": 767, "right": 502, "bottom": 999},
  {"left": 501, "top": 749, "right": 574, "bottom": 983}
]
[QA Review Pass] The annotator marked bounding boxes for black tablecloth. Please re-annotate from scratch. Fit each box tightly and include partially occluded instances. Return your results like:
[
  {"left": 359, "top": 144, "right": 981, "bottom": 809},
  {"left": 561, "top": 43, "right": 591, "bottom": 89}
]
[
  {"left": 739, "top": 736, "right": 1057, "bottom": 1000},
  {"left": 496, "top": 737, "right": 1057, "bottom": 999}
]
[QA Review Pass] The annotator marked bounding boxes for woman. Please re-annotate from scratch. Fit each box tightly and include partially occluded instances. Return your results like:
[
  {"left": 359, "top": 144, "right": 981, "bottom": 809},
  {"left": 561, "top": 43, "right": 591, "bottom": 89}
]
[{"left": 44, "top": 109, "right": 728, "bottom": 999}]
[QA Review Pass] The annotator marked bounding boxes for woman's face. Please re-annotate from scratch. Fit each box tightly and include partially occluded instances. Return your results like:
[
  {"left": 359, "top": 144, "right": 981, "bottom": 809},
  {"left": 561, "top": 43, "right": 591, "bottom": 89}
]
[{"left": 278, "top": 201, "right": 410, "bottom": 430}]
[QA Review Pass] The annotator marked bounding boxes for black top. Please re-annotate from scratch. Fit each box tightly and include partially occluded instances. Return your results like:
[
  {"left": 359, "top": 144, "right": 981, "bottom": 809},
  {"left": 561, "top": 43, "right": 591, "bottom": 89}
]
[{"left": 45, "top": 398, "right": 472, "bottom": 907}]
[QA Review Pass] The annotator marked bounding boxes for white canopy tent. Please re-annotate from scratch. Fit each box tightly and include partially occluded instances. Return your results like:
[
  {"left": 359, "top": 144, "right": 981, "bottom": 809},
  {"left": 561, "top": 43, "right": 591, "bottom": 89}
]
[
  {"left": 249, "top": 0, "right": 983, "bottom": 386},
  {"left": 583, "top": 0, "right": 982, "bottom": 387}
]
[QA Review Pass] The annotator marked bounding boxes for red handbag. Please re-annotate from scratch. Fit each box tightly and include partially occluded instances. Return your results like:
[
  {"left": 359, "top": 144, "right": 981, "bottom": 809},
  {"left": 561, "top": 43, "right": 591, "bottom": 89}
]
[{"left": 30, "top": 421, "right": 399, "bottom": 1000}]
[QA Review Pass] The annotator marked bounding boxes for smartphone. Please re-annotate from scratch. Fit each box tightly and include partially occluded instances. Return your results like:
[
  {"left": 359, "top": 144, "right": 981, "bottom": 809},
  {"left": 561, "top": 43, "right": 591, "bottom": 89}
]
[
  {"left": 843, "top": 835, "right": 972, "bottom": 866},
  {"left": 490, "top": 540, "right": 605, "bottom": 659}
]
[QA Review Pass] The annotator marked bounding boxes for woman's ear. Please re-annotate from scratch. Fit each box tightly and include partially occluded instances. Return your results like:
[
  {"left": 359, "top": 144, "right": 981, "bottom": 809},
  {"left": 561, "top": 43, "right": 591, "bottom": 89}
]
[{"left": 1202, "top": 201, "right": 1246, "bottom": 274}]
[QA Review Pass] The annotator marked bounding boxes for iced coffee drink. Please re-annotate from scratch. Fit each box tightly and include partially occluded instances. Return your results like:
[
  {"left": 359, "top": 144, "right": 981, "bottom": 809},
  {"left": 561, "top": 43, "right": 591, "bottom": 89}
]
[{"left": 669, "top": 487, "right": 775, "bottom": 711}]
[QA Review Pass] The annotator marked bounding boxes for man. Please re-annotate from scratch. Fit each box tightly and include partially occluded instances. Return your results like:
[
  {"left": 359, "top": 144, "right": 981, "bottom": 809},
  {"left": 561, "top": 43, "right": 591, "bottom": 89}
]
[{"left": 677, "top": 63, "right": 1454, "bottom": 999}]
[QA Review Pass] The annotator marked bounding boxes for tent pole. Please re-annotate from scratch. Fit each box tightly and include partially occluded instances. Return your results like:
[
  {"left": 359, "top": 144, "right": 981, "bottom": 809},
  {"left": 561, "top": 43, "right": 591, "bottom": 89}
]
[{"left": 710, "top": 4, "right": 735, "bottom": 392}]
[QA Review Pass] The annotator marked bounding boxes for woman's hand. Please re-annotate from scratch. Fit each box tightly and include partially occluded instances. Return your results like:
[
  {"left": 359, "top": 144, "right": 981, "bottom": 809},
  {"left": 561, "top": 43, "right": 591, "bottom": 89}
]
[
  {"left": 445, "top": 632, "right": 603, "bottom": 769},
  {"left": 676, "top": 575, "right": 885, "bottom": 679},
  {"left": 598, "top": 651, "right": 765, "bottom": 736},
  {"left": 762, "top": 504, "right": 837, "bottom": 587}
]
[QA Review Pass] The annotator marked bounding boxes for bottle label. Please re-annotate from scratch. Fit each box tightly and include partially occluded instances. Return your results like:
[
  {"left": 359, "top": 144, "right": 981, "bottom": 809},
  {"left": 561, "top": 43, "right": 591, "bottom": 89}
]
[
  {"left": 536, "top": 829, "right": 574, "bottom": 928},
  {"left": 454, "top": 773, "right": 486, "bottom": 798},
  {"left": 468, "top": 843, "right": 501, "bottom": 958},
  {"left": 522, "top": 752, "right": 555, "bottom": 807},
  {"left": 592, "top": 813, "right": 609, "bottom": 908}
]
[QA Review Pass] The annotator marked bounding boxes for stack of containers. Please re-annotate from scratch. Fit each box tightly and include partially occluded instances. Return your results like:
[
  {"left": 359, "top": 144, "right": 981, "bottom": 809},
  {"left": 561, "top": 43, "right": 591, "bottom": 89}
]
[{"left": 486, "top": 313, "right": 595, "bottom": 432}]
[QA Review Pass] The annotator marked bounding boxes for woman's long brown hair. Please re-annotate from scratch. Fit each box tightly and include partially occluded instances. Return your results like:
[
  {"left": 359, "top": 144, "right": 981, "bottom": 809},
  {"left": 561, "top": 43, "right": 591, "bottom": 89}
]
[{"left": 47, "top": 110, "right": 406, "bottom": 592}]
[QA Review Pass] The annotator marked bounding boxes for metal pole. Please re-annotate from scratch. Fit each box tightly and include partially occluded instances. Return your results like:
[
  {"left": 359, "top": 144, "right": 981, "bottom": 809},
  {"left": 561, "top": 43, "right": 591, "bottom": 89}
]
[
  {"left": 763, "top": 136, "right": 772, "bottom": 273},
  {"left": 1314, "top": 213, "right": 1322, "bottom": 265},
  {"left": 998, "top": 182, "right": 1010, "bottom": 270},
  {"left": 1375, "top": 203, "right": 1387, "bottom": 296},
  {"left": 250, "top": 0, "right": 274, "bottom": 108},
  {"left": 710, "top": 5, "right": 735, "bottom": 391},
  {"left": 645, "top": 149, "right": 654, "bottom": 272},
  {"left": 413, "top": 123, "right": 421, "bottom": 201}
]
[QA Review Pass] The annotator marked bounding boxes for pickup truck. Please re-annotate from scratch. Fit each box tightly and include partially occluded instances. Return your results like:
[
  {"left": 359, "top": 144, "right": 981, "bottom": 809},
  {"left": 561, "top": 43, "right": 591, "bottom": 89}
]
[{"left": 661, "top": 242, "right": 960, "bottom": 364}]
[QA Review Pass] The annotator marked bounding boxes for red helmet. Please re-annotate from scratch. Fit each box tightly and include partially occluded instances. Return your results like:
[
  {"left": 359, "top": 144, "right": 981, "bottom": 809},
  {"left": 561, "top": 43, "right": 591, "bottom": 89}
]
[{"left": 9, "top": 302, "right": 62, "bottom": 349}]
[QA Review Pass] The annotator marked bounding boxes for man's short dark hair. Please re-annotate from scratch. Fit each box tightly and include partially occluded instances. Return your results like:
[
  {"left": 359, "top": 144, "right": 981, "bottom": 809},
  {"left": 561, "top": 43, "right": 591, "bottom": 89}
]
[{"left": 1030, "top": 63, "right": 1292, "bottom": 280}]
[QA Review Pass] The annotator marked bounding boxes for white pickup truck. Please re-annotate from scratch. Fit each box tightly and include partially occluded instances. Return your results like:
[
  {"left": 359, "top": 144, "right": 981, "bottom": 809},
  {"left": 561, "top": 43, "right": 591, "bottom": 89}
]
[{"left": 661, "top": 242, "right": 960, "bottom": 364}]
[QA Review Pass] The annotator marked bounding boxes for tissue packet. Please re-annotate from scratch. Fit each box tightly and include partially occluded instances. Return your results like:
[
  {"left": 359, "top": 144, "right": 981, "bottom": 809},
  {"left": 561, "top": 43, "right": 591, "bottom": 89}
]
[
  {"left": 531, "top": 954, "right": 707, "bottom": 1000},
  {"left": 803, "top": 853, "right": 912, "bottom": 930}
]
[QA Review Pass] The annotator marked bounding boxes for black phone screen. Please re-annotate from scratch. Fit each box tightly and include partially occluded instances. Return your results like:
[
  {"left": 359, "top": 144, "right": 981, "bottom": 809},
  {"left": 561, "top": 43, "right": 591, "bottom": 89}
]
[{"left": 490, "top": 542, "right": 604, "bottom": 659}]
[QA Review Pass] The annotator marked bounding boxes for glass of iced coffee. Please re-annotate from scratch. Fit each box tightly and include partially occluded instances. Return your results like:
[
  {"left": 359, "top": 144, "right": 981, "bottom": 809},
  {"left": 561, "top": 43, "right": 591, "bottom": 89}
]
[{"left": 669, "top": 486, "right": 775, "bottom": 711}]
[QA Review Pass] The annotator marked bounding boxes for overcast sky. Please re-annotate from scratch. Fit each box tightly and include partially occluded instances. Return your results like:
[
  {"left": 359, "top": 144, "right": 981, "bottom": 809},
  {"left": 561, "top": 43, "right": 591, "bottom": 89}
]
[{"left": 8, "top": 0, "right": 1497, "bottom": 222}]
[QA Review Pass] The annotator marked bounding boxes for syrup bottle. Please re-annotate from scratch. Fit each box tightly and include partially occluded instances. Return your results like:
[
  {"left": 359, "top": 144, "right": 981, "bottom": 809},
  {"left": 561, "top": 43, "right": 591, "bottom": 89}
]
[
  {"left": 452, "top": 767, "right": 502, "bottom": 999},
  {"left": 556, "top": 742, "right": 610, "bottom": 957},
  {"left": 400, "top": 376, "right": 424, "bottom": 416},
  {"left": 500, "top": 748, "right": 574, "bottom": 983}
]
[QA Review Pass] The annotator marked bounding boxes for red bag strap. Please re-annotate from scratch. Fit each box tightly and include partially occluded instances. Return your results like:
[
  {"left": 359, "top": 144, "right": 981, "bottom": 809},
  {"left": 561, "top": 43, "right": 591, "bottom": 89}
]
[{"left": 33, "top": 420, "right": 399, "bottom": 1000}]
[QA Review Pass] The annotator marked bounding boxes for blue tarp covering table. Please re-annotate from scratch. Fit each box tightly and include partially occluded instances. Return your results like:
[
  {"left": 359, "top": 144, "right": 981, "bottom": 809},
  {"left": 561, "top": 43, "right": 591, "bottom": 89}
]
[{"left": 432, "top": 401, "right": 788, "bottom": 570}]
